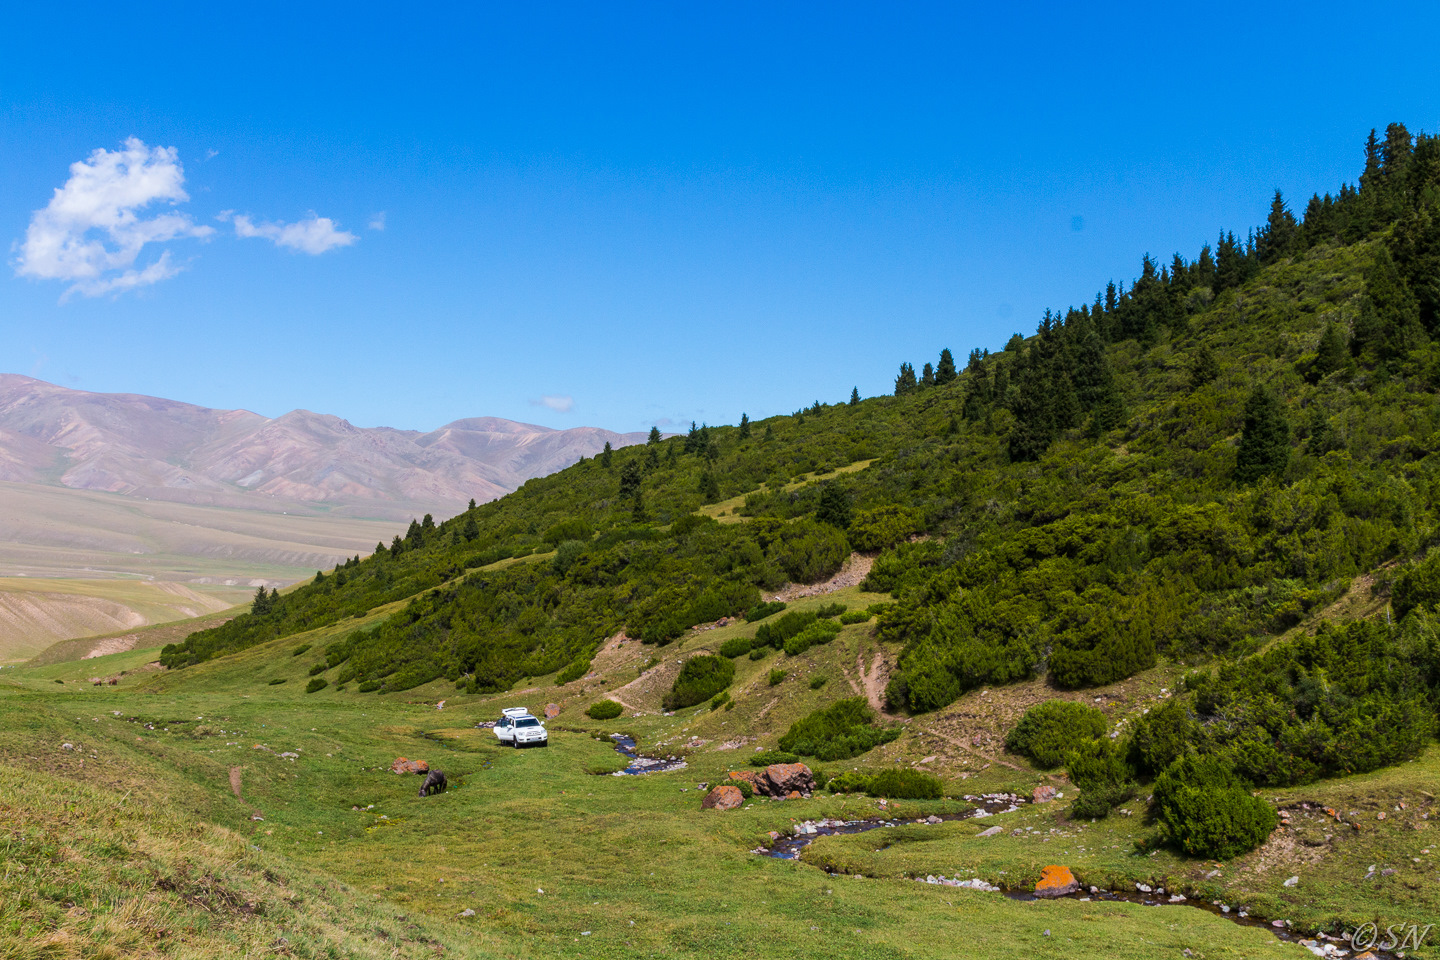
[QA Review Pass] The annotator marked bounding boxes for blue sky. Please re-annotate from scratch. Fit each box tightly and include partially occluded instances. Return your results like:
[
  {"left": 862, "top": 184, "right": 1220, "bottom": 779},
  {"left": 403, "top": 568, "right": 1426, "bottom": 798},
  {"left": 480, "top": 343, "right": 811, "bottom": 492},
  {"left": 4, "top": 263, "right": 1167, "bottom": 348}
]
[{"left": 3, "top": 3, "right": 1438, "bottom": 433}]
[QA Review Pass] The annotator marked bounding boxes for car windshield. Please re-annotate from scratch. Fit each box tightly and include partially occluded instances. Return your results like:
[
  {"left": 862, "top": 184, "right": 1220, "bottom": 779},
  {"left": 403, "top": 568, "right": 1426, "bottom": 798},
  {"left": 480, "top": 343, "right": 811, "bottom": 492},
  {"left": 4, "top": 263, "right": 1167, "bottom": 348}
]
[{"left": 515, "top": 718, "right": 540, "bottom": 727}]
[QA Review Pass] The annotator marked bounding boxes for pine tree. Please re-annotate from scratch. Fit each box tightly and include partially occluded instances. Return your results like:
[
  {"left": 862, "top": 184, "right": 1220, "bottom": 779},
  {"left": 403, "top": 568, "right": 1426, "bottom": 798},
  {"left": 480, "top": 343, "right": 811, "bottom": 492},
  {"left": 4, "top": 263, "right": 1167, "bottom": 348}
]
[
  {"left": 1305, "top": 407, "right": 1343, "bottom": 455},
  {"left": 849, "top": 386, "right": 860, "bottom": 406},
  {"left": 1352, "top": 246, "right": 1423, "bottom": 362},
  {"left": 935, "top": 348, "right": 957, "bottom": 384},
  {"left": 684, "top": 422, "right": 700, "bottom": 453},
  {"left": 468, "top": 498, "right": 476, "bottom": 511},
  {"left": 374, "top": 541, "right": 387, "bottom": 557},
  {"left": 600, "top": 441, "right": 613, "bottom": 469},
  {"left": 463, "top": 516, "right": 479, "bottom": 541},
  {"left": 390, "top": 534, "right": 404, "bottom": 555},
  {"left": 698, "top": 470, "right": 720, "bottom": 503},
  {"left": 1215, "top": 231, "right": 1244, "bottom": 291},
  {"left": 921, "top": 362, "right": 935, "bottom": 386},
  {"left": 645, "top": 443, "right": 660, "bottom": 471},
  {"left": 1314, "top": 321, "right": 1349, "bottom": 377},
  {"left": 894, "top": 362, "right": 918, "bottom": 395},
  {"left": 1234, "top": 385, "right": 1291, "bottom": 483},
  {"left": 738, "top": 413, "right": 751, "bottom": 439},
  {"left": 647, "top": 426, "right": 662, "bottom": 446},
  {"left": 252, "top": 585, "right": 274, "bottom": 616},
  {"left": 816, "top": 481, "right": 851, "bottom": 529},
  {"left": 1189, "top": 342, "right": 1221, "bottom": 389},
  {"left": 1258, "top": 190, "right": 1298, "bottom": 263},
  {"left": 618, "top": 459, "right": 642, "bottom": 501}
]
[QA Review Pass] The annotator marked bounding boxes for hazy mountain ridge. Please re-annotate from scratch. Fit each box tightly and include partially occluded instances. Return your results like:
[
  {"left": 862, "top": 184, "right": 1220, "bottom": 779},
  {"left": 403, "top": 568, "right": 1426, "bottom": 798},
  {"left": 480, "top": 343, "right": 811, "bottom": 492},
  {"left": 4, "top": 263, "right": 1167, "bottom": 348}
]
[{"left": 0, "top": 375, "right": 649, "bottom": 520}]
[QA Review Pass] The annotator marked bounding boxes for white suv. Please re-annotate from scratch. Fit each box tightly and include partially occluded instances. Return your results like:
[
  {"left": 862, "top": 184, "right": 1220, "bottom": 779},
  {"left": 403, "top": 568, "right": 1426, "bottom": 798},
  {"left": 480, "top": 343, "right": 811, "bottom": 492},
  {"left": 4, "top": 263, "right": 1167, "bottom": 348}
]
[{"left": 494, "top": 707, "right": 548, "bottom": 748}]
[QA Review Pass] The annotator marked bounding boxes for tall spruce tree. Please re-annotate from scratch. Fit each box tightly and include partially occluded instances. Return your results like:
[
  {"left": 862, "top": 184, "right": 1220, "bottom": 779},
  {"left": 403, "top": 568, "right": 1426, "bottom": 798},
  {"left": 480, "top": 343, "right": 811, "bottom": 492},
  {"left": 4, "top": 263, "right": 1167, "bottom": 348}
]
[
  {"left": 935, "top": 348, "right": 957, "bottom": 384},
  {"left": 1258, "top": 190, "right": 1298, "bottom": 263},
  {"left": 1313, "top": 321, "right": 1349, "bottom": 377},
  {"left": 600, "top": 441, "right": 613, "bottom": 468},
  {"left": 738, "top": 412, "right": 751, "bottom": 439},
  {"left": 647, "top": 426, "right": 662, "bottom": 445},
  {"left": 1352, "top": 246, "right": 1422, "bottom": 362},
  {"left": 816, "top": 481, "right": 851, "bottom": 529},
  {"left": 921, "top": 362, "right": 936, "bottom": 386},
  {"left": 1234, "top": 385, "right": 1291, "bottom": 483},
  {"left": 894, "top": 362, "right": 918, "bottom": 395},
  {"left": 849, "top": 386, "right": 860, "bottom": 406}
]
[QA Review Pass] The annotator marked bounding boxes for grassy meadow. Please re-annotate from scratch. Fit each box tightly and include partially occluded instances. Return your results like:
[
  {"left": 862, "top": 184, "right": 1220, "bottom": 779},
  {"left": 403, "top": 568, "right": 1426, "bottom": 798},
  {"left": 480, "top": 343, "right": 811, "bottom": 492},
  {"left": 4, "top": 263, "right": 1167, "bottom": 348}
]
[{"left": 4, "top": 586, "right": 1435, "bottom": 958}]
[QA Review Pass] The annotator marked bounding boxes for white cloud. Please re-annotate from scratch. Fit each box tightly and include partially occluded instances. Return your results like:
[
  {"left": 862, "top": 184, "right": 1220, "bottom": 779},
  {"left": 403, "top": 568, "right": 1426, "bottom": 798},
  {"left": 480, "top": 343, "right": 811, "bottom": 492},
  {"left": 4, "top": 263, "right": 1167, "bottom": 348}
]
[
  {"left": 230, "top": 213, "right": 357, "bottom": 255},
  {"left": 14, "top": 137, "right": 214, "bottom": 299},
  {"left": 368, "top": 212, "right": 386, "bottom": 231},
  {"left": 531, "top": 395, "right": 575, "bottom": 413}
]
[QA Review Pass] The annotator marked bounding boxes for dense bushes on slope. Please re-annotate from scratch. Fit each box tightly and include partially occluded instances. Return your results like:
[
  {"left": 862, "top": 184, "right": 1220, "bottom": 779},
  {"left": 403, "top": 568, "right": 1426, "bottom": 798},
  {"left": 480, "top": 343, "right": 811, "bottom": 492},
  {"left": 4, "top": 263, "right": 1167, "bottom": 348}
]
[
  {"left": 162, "top": 126, "right": 1440, "bottom": 752},
  {"left": 777, "top": 698, "right": 900, "bottom": 761},
  {"left": 1005, "top": 701, "right": 1109, "bottom": 769}
]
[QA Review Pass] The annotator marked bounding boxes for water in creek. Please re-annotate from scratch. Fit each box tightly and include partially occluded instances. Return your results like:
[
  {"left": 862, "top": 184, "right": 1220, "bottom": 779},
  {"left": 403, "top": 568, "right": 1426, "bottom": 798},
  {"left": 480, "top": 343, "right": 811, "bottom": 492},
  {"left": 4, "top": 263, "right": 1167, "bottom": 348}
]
[{"left": 608, "top": 733, "right": 689, "bottom": 775}]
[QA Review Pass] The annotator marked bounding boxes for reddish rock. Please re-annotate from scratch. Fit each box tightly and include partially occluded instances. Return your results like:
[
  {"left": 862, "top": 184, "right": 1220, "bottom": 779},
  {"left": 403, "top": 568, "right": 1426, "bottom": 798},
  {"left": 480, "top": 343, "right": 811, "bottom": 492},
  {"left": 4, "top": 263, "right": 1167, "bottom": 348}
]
[
  {"left": 1033, "top": 865, "right": 1079, "bottom": 898},
  {"left": 785, "top": 790, "right": 803, "bottom": 800},
  {"left": 391, "top": 757, "right": 429, "bottom": 775},
  {"left": 702, "top": 785, "right": 744, "bottom": 811},
  {"left": 728, "top": 770, "right": 763, "bottom": 790},
  {"left": 1032, "top": 785, "right": 1058, "bottom": 804},
  {"left": 545, "top": 703, "right": 561, "bottom": 719},
  {"left": 759, "top": 763, "right": 815, "bottom": 797}
]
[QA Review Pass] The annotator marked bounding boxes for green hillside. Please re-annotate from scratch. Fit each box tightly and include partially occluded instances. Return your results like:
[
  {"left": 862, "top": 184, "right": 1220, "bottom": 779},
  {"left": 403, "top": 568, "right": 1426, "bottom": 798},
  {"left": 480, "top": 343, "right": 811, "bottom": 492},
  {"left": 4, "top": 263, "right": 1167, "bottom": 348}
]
[{"left": 7, "top": 124, "right": 1440, "bottom": 958}]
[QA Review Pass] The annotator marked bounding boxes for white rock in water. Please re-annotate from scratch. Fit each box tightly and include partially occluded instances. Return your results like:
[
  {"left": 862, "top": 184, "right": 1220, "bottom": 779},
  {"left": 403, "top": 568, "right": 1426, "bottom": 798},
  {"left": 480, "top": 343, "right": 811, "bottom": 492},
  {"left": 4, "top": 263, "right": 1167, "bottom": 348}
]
[{"left": 1136, "top": 883, "right": 1152, "bottom": 893}]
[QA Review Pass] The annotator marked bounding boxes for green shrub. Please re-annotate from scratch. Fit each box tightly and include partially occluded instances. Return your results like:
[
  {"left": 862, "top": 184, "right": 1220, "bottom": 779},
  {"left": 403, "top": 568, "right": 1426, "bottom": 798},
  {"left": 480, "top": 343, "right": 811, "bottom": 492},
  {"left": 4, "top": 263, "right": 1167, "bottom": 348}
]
[
  {"left": 586, "top": 700, "right": 624, "bottom": 720},
  {"left": 748, "top": 646, "right": 770, "bottom": 661},
  {"left": 839, "top": 610, "right": 871, "bottom": 625},
  {"left": 305, "top": 677, "right": 329, "bottom": 693},
  {"left": 810, "top": 676, "right": 828, "bottom": 690},
  {"left": 1393, "top": 551, "right": 1440, "bottom": 619},
  {"left": 663, "top": 654, "right": 735, "bottom": 710},
  {"left": 826, "top": 770, "right": 874, "bottom": 794},
  {"left": 1064, "top": 739, "right": 1136, "bottom": 819},
  {"left": 267, "top": 678, "right": 287, "bottom": 685},
  {"left": 1153, "top": 755, "right": 1278, "bottom": 859},
  {"left": 783, "top": 619, "right": 841, "bottom": 656},
  {"left": 768, "top": 668, "right": 787, "bottom": 686},
  {"left": 357, "top": 679, "right": 381, "bottom": 693},
  {"left": 732, "top": 778, "right": 754, "bottom": 799},
  {"left": 542, "top": 517, "right": 593, "bottom": 546},
  {"left": 811, "top": 767, "right": 831, "bottom": 790},
  {"left": 748, "top": 750, "right": 801, "bottom": 767},
  {"left": 308, "top": 663, "right": 327, "bottom": 676},
  {"left": 755, "top": 610, "right": 818, "bottom": 648},
  {"left": 1126, "top": 699, "right": 1197, "bottom": 776},
  {"left": 710, "top": 691, "right": 731, "bottom": 711},
  {"left": 719, "top": 636, "right": 752, "bottom": 658},
  {"left": 868, "top": 768, "right": 943, "bottom": 799},
  {"left": 848, "top": 505, "right": 923, "bottom": 552},
  {"left": 815, "top": 602, "right": 847, "bottom": 618},
  {"left": 555, "top": 657, "right": 590, "bottom": 685},
  {"left": 746, "top": 600, "right": 787, "bottom": 622},
  {"left": 291, "top": 643, "right": 312, "bottom": 657},
  {"left": 778, "top": 697, "right": 901, "bottom": 761},
  {"left": 1005, "top": 700, "right": 1109, "bottom": 769}
]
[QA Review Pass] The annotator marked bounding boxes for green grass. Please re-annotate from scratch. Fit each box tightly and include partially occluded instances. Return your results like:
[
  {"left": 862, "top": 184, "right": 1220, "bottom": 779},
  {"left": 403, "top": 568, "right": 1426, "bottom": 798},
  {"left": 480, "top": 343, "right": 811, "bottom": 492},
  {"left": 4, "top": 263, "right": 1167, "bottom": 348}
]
[
  {"left": 0, "top": 679, "right": 1296, "bottom": 960},
  {"left": 5, "top": 590, "right": 1434, "bottom": 959}
]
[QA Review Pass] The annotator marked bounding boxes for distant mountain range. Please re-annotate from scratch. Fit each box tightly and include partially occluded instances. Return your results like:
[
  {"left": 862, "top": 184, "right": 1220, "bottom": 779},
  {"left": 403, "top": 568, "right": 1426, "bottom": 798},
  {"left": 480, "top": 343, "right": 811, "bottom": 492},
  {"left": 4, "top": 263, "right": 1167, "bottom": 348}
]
[{"left": 0, "top": 374, "right": 650, "bottom": 521}]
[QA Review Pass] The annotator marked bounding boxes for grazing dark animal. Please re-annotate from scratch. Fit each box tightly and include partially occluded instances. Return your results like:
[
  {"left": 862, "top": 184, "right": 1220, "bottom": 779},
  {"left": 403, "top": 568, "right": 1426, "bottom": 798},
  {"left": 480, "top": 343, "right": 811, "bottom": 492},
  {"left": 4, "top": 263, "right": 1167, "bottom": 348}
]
[{"left": 419, "top": 769, "right": 447, "bottom": 797}]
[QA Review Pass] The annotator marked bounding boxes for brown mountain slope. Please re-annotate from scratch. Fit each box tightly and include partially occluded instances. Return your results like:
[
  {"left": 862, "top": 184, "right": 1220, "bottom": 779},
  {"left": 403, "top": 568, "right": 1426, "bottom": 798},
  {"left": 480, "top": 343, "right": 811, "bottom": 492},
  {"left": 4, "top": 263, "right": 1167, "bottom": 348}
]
[{"left": 0, "top": 374, "right": 650, "bottom": 520}]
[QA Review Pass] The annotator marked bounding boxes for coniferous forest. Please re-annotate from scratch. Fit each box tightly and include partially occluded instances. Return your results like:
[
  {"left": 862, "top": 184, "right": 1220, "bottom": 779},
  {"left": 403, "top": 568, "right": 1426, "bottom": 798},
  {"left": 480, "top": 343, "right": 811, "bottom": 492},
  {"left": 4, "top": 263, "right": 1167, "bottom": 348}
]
[{"left": 161, "top": 124, "right": 1440, "bottom": 852}]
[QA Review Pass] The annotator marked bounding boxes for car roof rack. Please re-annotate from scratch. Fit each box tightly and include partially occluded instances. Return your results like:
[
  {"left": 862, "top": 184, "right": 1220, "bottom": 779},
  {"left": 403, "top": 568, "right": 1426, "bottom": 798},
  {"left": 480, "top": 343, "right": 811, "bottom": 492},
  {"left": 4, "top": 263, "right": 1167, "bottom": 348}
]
[{"left": 501, "top": 707, "right": 532, "bottom": 718}]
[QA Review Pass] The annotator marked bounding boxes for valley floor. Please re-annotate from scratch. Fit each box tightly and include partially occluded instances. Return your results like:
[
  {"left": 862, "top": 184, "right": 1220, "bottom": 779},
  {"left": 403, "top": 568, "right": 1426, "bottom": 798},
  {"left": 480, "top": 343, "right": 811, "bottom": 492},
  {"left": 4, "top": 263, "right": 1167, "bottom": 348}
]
[{"left": 3, "top": 590, "right": 1436, "bottom": 958}]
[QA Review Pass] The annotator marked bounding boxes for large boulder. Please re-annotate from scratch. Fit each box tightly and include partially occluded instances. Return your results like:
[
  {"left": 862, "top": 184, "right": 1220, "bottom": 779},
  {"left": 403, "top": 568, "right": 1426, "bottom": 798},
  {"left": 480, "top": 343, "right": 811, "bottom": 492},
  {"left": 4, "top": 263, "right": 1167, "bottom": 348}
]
[
  {"left": 545, "top": 703, "right": 561, "bottom": 719},
  {"left": 701, "top": 785, "right": 745, "bottom": 811},
  {"left": 391, "top": 757, "right": 430, "bottom": 775},
  {"left": 759, "top": 763, "right": 815, "bottom": 797},
  {"left": 727, "top": 770, "right": 763, "bottom": 791},
  {"left": 1033, "top": 865, "right": 1080, "bottom": 898}
]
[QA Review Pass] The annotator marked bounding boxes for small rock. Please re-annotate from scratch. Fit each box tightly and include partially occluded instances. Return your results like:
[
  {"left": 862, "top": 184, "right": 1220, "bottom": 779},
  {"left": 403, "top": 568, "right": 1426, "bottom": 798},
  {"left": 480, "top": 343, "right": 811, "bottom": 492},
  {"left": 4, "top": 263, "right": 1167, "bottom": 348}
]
[
  {"left": 1283, "top": 876, "right": 1299, "bottom": 887},
  {"left": 390, "top": 757, "right": 429, "bottom": 775},
  {"left": 545, "top": 703, "right": 561, "bottom": 719},
  {"left": 978, "top": 826, "right": 1003, "bottom": 838},
  {"left": 1136, "top": 883, "right": 1152, "bottom": 893},
  {"left": 1033, "top": 865, "right": 1079, "bottom": 898},
  {"left": 459, "top": 908, "right": 475, "bottom": 917},
  {"left": 1032, "top": 785, "right": 1058, "bottom": 804},
  {"left": 61, "top": 743, "right": 74, "bottom": 751},
  {"left": 701, "top": 785, "right": 744, "bottom": 811},
  {"left": 1376, "top": 811, "right": 1386, "bottom": 820},
  {"left": 926, "top": 815, "right": 942, "bottom": 824}
]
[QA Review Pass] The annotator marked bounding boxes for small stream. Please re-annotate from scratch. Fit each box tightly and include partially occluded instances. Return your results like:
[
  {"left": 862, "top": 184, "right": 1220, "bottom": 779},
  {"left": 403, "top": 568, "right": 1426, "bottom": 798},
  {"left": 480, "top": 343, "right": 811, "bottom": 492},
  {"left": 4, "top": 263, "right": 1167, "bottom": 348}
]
[
  {"left": 608, "top": 733, "right": 688, "bottom": 775},
  {"left": 768, "top": 798, "right": 1391, "bottom": 959}
]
